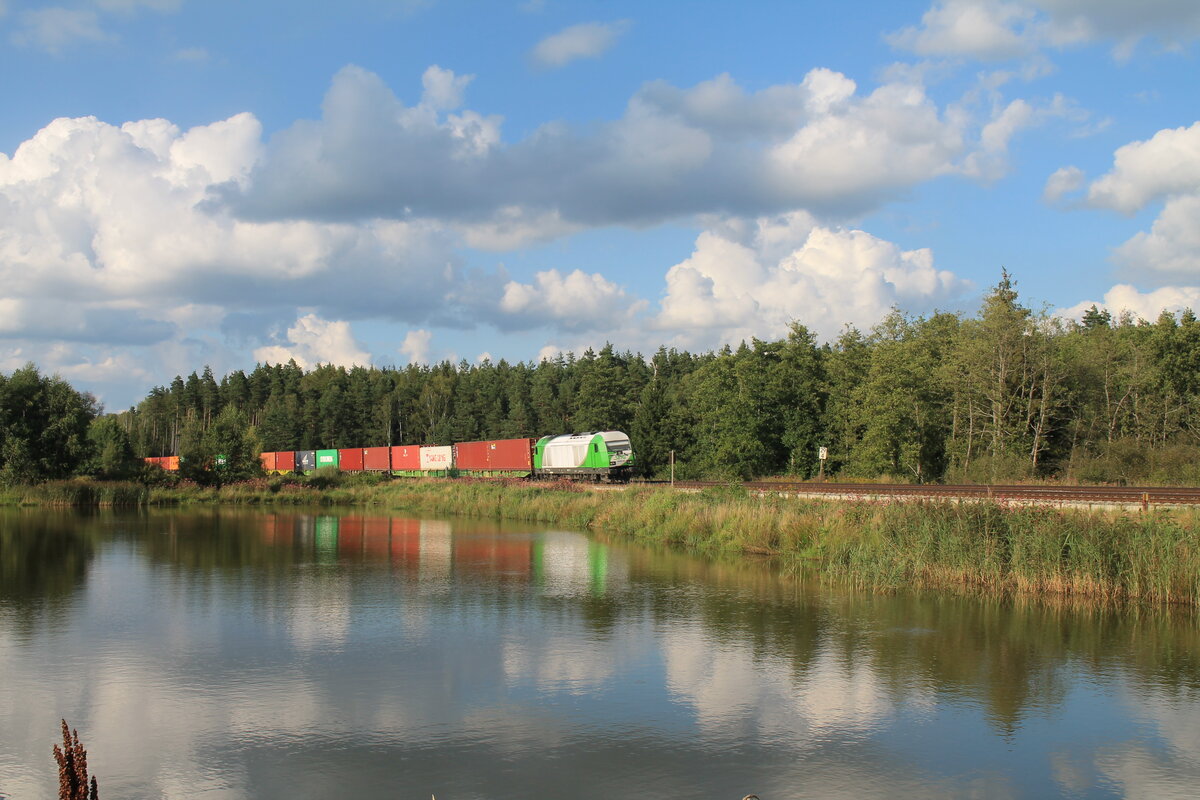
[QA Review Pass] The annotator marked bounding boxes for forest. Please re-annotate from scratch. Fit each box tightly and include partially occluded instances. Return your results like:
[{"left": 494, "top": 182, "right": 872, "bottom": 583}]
[{"left": 3, "top": 274, "right": 1200, "bottom": 486}]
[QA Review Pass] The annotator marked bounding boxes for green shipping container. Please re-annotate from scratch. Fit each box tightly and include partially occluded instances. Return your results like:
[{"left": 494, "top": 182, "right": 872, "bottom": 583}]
[{"left": 316, "top": 449, "right": 340, "bottom": 469}]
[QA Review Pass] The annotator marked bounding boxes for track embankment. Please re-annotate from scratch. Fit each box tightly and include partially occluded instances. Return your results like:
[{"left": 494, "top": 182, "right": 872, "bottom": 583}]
[{"left": 629, "top": 480, "right": 1200, "bottom": 510}]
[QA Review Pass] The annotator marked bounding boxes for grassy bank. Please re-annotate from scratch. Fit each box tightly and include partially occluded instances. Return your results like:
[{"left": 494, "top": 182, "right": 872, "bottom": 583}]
[
  {"left": 4, "top": 477, "right": 1198, "bottom": 605},
  {"left": 354, "top": 481, "right": 1200, "bottom": 606}
]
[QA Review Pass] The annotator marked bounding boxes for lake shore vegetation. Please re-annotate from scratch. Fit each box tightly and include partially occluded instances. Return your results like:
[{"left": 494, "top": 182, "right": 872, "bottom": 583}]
[{"left": 4, "top": 475, "right": 1196, "bottom": 607}]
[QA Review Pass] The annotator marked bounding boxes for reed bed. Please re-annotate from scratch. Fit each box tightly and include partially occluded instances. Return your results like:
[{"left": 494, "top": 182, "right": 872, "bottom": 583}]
[
  {"left": 368, "top": 482, "right": 1200, "bottom": 606},
  {"left": 3, "top": 480, "right": 148, "bottom": 507}
]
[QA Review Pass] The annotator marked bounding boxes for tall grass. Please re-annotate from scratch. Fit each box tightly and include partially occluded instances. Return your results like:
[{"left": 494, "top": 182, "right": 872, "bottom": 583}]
[
  {"left": 366, "top": 482, "right": 1200, "bottom": 606},
  {"left": 4, "top": 475, "right": 1196, "bottom": 605},
  {"left": 6, "top": 480, "right": 148, "bottom": 507}
]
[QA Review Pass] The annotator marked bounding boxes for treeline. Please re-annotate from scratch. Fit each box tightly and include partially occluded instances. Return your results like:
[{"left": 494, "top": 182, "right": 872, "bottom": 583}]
[{"left": 4, "top": 273, "right": 1200, "bottom": 485}]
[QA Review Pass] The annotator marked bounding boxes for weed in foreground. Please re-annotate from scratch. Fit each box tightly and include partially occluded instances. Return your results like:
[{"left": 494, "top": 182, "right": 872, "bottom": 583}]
[{"left": 52, "top": 719, "right": 98, "bottom": 800}]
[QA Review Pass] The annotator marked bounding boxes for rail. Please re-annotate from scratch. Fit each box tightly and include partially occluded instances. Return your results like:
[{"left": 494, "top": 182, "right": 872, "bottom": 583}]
[{"left": 628, "top": 480, "right": 1200, "bottom": 507}]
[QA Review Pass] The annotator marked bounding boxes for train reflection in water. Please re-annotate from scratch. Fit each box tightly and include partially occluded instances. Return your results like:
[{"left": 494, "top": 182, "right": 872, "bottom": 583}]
[{"left": 258, "top": 513, "right": 612, "bottom": 593}]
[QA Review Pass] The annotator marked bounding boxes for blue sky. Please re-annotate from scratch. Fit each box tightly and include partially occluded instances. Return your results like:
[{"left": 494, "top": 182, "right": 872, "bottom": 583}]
[{"left": 1, "top": 0, "right": 1198, "bottom": 408}]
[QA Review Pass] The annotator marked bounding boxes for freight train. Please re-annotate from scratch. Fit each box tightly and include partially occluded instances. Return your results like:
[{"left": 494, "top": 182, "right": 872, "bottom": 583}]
[{"left": 145, "top": 431, "right": 636, "bottom": 482}]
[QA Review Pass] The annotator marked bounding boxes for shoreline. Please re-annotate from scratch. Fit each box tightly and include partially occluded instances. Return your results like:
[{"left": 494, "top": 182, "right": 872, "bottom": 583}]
[{"left": 3, "top": 478, "right": 1198, "bottom": 607}]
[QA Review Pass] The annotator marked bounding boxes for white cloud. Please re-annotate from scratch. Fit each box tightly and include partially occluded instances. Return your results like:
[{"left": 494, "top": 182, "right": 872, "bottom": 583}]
[
  {"left": 0, "top": 111, "right": 460, "bottom": 324},
  {"left": 399, "top": 329, "right": 433, "bottom": 365},
  {"left": 1085, "top": 122, "right": 1200, "bottom": 214},
  {"left": 1043, "top": 165, "right": 1084, "bottom": 202},
  {"left": 13, "top": 7, "right": 110, "bottom": 53},
  {"left": 1057, "top": 284, "right": 1200, "bottom": 322},
  {"left": 530, "top": 20, "right": 628, "bottom": 68},
  {"left": 500, "top": 268, "right": 645, "bottom": 332},
  {"left": 227, "top": 65, "right": 1024, "bottom": 232},
  {"left": 1066, "top": 122, "right": 1200, "bottom": 283},
  {"left": 653, "top": 217, "right": 971, "bottom": 349},
  {"left": 1113, "top": 195, "right": 1200, "bottom": 278},
  {"left": 890, "top": 0, "right": 1200, "bottom": 62},
  {"left": 253, "top": 313, "right": 370, "bottom": 369},
  {"left": 888, "top": 0, "right": 1036, "bottom": 60},
  {"left": 420, "top": 65, "right": 472, "bottom": 111}
]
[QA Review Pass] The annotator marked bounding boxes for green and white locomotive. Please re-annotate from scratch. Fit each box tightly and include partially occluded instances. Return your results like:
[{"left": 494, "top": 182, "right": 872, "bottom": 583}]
[{"left": 534, "top": 431, "right": 634, "bottom": 482}]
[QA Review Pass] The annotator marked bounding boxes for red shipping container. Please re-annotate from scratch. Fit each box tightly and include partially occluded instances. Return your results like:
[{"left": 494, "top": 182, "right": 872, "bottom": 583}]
[
  {"left": 339, "top": 448, "right": 365, "bottom": 471},
  {"left": 275, "top": 451, "right": 296, "bottom": 472},
  {"left": 488, "top": 438, "right": 535, "bottom": 471},
  {"left": 390, "top": 445, "right": 421, "bottom": 470},
  {"left": 260, "top": 452, "right": 276, "bottom": 472},
  {"left": 454, "top": 440, "right": 490, "bottom": 470},
  {"left": 363, "top": 446, "right": 390, "bottom": 471}
]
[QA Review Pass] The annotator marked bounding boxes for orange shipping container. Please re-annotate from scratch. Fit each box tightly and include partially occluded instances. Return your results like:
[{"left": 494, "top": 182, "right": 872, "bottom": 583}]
[{"left": 260, "top": 452, "right": 277, "bottom": 472}]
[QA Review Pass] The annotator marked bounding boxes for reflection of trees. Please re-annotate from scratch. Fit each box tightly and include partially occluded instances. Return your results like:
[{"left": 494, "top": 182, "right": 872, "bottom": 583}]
[
  {"left": 604, "top": 537, "right": 1200, "bottom": 735},
  {"left": 0, "top": 510, "right": 99, "bottom": 634},
  {"left": 13, "top": 507, "right": 1194, "bottom": 740}
]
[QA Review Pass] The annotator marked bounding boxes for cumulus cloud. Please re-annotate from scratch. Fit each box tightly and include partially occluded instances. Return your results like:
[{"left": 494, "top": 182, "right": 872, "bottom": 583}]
[
  {"left": 653, "top": 215, "right": 971, "bottom": 350},
  {"left": 253, "top": 313, "right": 371, "bottom": 369},
  {"left": 1065, "top": 122, "right": 1200, "bottom": 283},
  {"left": 399, "top": 329, "right": 433, "bottom": 365},
  {"left": 1043, "top": 165, "right": 1084, "bottom": 202},
  {"left": 225, "top": 65, "right": 1019, "bottom": 231},
  {"left": 1057, "top": 284, "right": 1200, "bottom": 323},
  {"left": 420, "top": 65, "right": 472, "bottom": 111},
  {"left": 1113, "top": 195, "right": 1200, "bottom": 278},
  {"left": 500, "top": 269, "right": 645, "bottom": 332},
  {"left": 0, "top": 111, "right": 461, "bottom": 327},
  {"left": 1085, "top": 122, "right": 1200, "bottom": 214},
  {"left": 530, "top": 20, "right": 629, "bottom": 68},
  {"left": 889, "top": 0, "right": 1200, "bottom": 61}
]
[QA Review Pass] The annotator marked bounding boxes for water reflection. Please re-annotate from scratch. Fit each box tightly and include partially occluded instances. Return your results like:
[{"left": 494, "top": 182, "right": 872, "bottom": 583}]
[{"left": 0, "top": 509, "right": 1198, "bottom": 799}]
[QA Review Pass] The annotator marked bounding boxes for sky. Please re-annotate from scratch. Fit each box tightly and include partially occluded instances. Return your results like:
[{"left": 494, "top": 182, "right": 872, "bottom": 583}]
[{"left": 1, "top": 0, "right": 1198, "bottom": 409}]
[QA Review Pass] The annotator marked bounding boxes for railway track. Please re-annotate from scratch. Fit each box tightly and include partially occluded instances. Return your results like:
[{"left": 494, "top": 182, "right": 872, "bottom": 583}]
[{"left": 629, "top": 480, "right": 1200, "bottom": 507}]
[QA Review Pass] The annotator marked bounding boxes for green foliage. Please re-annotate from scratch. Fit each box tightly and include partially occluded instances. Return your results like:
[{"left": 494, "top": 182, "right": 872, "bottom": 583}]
[
  {"left": 86, "top": 416, "right": 139, "bottom": 479},
  {"left": 73, "top": 270, "right": 1200, "bottom": 485},
  {"left": 0, "top": 364, "right": 99, "bottom": 485}
]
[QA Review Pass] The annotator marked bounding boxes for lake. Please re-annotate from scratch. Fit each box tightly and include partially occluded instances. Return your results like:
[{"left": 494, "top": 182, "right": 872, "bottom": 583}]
[{"left": 1, "top": 508, "right": 1198, "bottom": 799}]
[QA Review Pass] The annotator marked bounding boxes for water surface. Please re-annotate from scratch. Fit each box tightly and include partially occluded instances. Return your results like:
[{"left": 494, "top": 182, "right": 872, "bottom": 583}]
[{"left": 1, "top": 509, "right": 1198, "bottom": 799}]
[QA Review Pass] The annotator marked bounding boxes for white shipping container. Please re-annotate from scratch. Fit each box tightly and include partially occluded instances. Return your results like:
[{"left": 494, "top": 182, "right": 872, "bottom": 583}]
[{"left": 420, "top": 445, "right": 454, "bottom": 470}]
